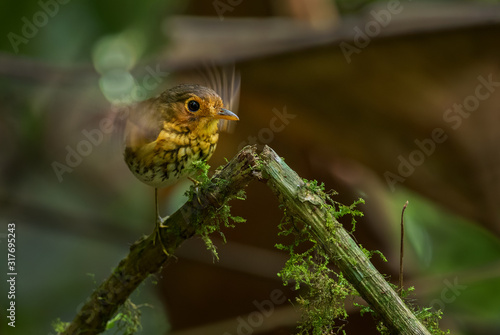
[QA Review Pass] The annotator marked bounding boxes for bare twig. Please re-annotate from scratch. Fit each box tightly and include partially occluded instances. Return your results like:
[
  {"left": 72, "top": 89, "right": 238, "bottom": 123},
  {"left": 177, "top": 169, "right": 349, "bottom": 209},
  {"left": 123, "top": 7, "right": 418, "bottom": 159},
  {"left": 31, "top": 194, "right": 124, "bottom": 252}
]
[{"left": 399, "top": 201, "right": 409, "bottom": 296}]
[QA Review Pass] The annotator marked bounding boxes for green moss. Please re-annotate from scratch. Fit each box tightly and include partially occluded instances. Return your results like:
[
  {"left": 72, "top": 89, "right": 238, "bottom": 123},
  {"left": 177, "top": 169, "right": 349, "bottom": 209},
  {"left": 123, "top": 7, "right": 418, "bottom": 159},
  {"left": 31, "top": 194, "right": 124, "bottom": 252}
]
[
  {"left": 375, "top": 303, "right": 450, "bottom": 335},
  {"left": 355, "top": 274, "right": 450, "bottom": 334},
  {"left": 359, "top": 245, "right": 388, "bottom": 263},
  {"left": 105, "top": 299, "right": 150, "bottom": 335},
  {"left": 196, "top": 200, "right": 246, "bottom": 261},
  {"left": 398, "top": 286, "right": 449, "bottom": 335},
  {"left": 301, "top": 179, "right": 364, "bottom": 232},
  {"left": 185, "top": 160, "right": 246, "bottom": 261},
  {"left": 415, "top": 308, "right": 449, "bottom": 335},
  {"left": 51, "top": 318, "right": 70, "bottom": 334},
  {"left": 188, "top": 160, "right": 212, "bottom": 184},
  {"left": 276, "top": 221, "right": 356, "bottom": 333},
  {"left": 277, "top": 178, "right": 449, "bottom": 334},
  {"left": 276, "top": 181, "right": 365, "bottom": 334}
]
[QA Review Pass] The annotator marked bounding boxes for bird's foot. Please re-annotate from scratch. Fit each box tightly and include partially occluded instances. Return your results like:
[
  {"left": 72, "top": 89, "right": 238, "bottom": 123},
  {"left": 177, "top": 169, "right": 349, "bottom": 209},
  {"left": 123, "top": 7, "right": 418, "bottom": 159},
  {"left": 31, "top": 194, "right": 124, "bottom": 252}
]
[
  {"left": 157, "top": 215, "right": 168, "bottom": 227},
  {"left": 187, "top": 177, "right": 205, "bottom": 206}
]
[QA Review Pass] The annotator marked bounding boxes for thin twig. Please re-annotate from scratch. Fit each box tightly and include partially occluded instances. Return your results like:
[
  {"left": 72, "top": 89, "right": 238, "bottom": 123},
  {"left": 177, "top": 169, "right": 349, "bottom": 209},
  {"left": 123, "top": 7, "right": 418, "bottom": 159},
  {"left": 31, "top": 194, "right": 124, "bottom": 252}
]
[{"left": 399, "top": 200, "right": 408, "bottom": 296}]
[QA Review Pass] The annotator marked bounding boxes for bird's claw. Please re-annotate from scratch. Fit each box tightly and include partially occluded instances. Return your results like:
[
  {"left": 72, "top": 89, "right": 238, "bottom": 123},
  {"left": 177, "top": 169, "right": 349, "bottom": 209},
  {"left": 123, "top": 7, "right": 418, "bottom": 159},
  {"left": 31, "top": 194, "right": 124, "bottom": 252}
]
[{"left": 157, "top": 215, "right": 168, "bottom": 227}]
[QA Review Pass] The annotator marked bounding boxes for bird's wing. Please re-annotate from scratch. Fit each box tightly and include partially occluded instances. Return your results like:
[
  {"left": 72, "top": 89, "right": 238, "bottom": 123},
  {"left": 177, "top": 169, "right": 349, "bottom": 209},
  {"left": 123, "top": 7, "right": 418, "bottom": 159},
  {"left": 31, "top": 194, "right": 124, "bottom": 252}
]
[{"left": 121, "top": 98, "right": 165, "bottom": 149}]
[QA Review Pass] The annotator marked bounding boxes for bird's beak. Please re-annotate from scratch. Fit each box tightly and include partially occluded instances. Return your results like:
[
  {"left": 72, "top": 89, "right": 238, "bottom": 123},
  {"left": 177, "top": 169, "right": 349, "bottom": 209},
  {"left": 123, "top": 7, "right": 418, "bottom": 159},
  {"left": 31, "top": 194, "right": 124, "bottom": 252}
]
[{"left": 216, "top": 108, "right": 239, "bottom": 121}]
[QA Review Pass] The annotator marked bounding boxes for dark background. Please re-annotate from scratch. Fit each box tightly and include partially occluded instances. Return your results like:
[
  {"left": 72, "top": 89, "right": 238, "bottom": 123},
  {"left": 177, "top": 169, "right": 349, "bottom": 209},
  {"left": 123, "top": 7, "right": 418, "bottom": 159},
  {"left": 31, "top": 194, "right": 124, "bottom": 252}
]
[{"left": 1, "top": 0, "right": 500, "bottom": 334}]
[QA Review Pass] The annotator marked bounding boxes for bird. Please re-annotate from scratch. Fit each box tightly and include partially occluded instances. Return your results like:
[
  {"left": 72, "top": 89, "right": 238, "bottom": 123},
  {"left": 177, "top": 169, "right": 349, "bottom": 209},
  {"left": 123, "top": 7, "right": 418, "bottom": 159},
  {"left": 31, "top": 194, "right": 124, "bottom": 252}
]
[{"left": 119, "top": 83, "right": 239, "bottom": 249}]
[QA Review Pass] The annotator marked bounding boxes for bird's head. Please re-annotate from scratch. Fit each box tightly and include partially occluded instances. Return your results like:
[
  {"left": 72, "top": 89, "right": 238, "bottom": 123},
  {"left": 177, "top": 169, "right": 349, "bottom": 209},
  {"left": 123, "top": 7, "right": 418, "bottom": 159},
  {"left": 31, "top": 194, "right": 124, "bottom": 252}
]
[{"left": 159, "top": 84, "right": 238, "bottom": 133}]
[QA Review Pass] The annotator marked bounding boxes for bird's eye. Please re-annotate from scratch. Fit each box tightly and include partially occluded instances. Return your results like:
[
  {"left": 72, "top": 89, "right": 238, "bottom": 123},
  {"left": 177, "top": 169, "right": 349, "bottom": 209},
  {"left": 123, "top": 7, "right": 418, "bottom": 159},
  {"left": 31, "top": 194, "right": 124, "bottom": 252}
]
[{"left": 187, "top": 100, "right": 200, "bottom": 112}]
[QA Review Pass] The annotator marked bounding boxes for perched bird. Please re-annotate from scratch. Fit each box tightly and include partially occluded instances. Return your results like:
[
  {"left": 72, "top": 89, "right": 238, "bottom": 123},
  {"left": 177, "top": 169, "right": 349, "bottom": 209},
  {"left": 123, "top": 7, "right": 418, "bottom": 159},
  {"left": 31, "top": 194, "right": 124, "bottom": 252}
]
[{"left": 120, "top": 83, "right": 239, "bottom": 246}]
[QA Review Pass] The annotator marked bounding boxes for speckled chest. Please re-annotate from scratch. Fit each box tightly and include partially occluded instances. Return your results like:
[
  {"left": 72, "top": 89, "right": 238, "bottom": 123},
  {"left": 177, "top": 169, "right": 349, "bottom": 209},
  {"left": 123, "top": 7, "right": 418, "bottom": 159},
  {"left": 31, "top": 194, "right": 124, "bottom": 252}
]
[{"left": 124, "top": 131, "right": 219, "bottom": 188}]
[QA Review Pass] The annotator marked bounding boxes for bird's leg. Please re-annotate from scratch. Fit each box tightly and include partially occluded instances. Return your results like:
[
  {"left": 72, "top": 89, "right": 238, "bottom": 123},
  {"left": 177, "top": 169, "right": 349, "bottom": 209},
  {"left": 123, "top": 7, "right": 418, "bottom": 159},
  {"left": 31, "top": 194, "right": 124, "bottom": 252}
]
[
  {"left": 155, "top": 188, "right": 168, "bottom": 226},
  {"left": 154, "top": 188, "right": 169, "bottom": 255}
]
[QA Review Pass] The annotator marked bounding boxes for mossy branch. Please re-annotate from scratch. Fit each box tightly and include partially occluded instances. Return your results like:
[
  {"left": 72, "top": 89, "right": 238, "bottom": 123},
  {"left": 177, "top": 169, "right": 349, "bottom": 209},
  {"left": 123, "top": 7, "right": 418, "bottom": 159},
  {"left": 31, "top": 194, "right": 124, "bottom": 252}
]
[
  {"left": 62, "top": 145, "right": 431, "bottom": 335},
  {"left": 260, "top": 148, "right": 431, "bottom": 335},
  {"left": 61, "top": 147, "right": 258, "bottom": 335}
]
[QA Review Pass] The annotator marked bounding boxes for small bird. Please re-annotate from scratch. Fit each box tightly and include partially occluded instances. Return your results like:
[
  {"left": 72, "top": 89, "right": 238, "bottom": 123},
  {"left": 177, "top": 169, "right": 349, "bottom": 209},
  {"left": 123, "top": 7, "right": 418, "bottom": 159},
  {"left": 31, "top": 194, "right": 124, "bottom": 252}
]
[{"left": 121, "top": 83, "right": 239, "bottom": 246}]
